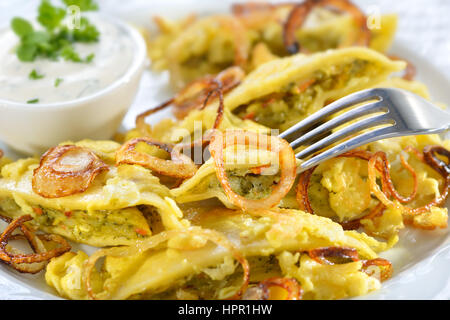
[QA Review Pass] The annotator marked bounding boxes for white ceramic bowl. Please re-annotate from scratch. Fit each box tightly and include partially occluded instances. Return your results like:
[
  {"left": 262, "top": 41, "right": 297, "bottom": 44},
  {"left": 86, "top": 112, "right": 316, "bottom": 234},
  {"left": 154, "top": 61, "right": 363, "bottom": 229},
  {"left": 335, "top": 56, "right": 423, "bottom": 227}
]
[{"left": 0, "top": 15, "right": 147, "bottom": 155}]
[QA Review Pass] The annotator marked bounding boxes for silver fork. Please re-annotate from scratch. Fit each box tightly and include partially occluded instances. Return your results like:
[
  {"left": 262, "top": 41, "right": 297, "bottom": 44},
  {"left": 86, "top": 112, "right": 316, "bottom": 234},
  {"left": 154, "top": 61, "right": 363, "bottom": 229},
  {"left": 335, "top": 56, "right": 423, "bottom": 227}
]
[{"left": 279, "top": 88, "right": 450, "bottom": 172}]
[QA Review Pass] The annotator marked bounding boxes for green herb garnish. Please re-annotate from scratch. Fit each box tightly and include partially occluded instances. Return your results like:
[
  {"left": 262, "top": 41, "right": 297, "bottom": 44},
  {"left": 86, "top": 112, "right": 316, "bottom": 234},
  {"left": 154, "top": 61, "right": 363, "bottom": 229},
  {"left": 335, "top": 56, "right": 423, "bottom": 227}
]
[
  {"left": 11, "top": 0, "right": 99, "bottom": 63},
  {"left": 38, "top": 0, "right": 66, "bottom": 31},
  {"left": 29, "top": 69, "right": 45, "bottom": 80},
  {"left": 27, "top": 98, "right": 40, "bottom": 104},
  {"left": 63, "top": 0, "right": 99, "bottom": 12},
  {"left": 54, "top": 78, "right": 63, "bottom": 87},
  {"left": 11, "top": 17, "right": 33, "bottom": 37}
]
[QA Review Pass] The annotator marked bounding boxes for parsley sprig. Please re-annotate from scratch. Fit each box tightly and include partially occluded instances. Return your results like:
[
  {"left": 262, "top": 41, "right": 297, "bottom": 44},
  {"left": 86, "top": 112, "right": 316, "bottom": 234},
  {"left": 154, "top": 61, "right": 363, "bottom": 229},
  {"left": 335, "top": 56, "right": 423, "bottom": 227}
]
[
  {"left": 11, "top": 0, "right": 99, "bottom": 63},
  {"left": 29, "top": 69, "right": 45, "bottom": 79}
]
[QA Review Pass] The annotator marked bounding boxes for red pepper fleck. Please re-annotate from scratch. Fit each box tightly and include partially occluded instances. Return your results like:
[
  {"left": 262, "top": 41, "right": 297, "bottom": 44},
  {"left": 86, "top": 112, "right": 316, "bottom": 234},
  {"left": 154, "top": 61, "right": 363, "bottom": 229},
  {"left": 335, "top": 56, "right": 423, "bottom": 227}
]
[
  {"left": 135, "top": 228, "right": 148, "bottom": 236},
  {"left": 33, "top": 207, "right": 43, "bottom": 215},
  {"left": 64, "top": 211, "right": 72, "bottom": 218},
  {"left": 243, "top": 112, "right": 255, "bottom": 120}
]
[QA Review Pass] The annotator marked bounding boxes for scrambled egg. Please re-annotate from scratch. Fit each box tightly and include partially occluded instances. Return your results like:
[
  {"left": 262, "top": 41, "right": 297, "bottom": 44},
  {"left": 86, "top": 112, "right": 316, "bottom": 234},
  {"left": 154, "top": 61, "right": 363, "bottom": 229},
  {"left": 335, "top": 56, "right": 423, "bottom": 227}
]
[{"left": 0, "top": 140, "right": 187, "bottom": 246}]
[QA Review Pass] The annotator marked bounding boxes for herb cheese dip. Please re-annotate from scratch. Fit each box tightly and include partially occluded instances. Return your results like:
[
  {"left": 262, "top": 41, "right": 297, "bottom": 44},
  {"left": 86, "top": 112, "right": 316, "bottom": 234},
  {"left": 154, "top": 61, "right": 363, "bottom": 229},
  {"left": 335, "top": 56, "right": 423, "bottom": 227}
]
[{"left": 0, "top": 15, "right": 136, "bottom": 104}]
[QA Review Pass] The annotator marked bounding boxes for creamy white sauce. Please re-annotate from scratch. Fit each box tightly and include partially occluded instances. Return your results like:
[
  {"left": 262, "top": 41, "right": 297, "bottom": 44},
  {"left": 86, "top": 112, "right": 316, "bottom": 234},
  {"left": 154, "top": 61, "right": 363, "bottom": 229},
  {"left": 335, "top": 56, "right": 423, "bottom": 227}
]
[{"left": 0, "top": 14, "right": 135, "bottom": 104}]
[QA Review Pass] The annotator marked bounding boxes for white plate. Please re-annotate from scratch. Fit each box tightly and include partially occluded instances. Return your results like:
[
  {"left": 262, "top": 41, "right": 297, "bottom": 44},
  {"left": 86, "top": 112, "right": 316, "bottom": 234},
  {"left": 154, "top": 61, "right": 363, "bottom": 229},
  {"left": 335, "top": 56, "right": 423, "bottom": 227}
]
[{"left": 0, "top": 0, "right": 449, "bottom": 300}]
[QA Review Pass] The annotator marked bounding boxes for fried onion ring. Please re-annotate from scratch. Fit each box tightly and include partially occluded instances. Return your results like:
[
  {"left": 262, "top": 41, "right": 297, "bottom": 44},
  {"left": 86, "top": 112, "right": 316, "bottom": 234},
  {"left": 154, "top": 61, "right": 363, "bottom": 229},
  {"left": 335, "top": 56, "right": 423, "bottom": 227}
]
[
  {"left": 283, "top": 0, "right": 370, "bottom": 54},
  {"left": 296, "top": 150, "right": 418, "bottom": 227},
  {"left": 32, "top": 145, "right": 108, "bottom": 198},
  {"left": 0, "top": 215, "right": 71, "bottom": 273},
  {"left": 136, "top": 67, "right": 244, "bottom": 130},
  {"left": 116, "top": 137, "right": 198, "bottom": 179},
  {"left": 85, "top": 227, "right": 249, "bottom": 300},
  {"left": 243, "top": 277, "right": 303, "bottom": 300},
  {"left": 361, "top": 257, "right": 393, "bottom": 282},
  {"left": 209, "top": 130, "right": 297, "bottom": 210},
  {"left": 368, "top": 147, "right": 449, "bottom": 216}
]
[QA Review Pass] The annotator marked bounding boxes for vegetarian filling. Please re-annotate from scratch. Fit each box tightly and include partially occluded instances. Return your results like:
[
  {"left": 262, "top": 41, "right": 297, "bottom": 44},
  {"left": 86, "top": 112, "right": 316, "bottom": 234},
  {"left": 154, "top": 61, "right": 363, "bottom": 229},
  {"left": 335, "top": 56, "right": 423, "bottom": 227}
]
[
  {"left": 234, "top": 59, "right": 375, "bottom": 130},
  {"left": 0, "top": 197, "right": 150, "bottom": 244},
  {"left": 129, "top": 255, "right": 280, "bottom": 300},
  {"left": 185, "top": 168, "right": 281, "bottom": 202}
]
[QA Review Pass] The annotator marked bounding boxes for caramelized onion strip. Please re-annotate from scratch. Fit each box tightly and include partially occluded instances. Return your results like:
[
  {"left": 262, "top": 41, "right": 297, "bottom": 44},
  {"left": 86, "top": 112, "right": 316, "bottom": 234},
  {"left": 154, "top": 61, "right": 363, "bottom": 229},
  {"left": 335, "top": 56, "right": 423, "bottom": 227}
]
[
  {"left": 32, "top": 145, "right": 108, "bottom": 198},
  {"left": 116, "top": 137, "right": 197, "bottom": 179},
  {"left": 368, "top": 147, "right": 449, "bottom": 215},
  {"left": 136, "top": 67, "right": 243, "bottom": 126},
  {"left": 170, "top": 86, "right": 226, "bottom": 166},
  {"left": 283, "top": 0, "right": 370, "bottom": 54},
  {"left": 308, "top": 246, "right": 359, "bottom": 265},
  {"left": 136, "top": 99, "right": 174, "bottom": 137},
  {"left": 308, "top": 246, "right": 393, "bottom": 281}
]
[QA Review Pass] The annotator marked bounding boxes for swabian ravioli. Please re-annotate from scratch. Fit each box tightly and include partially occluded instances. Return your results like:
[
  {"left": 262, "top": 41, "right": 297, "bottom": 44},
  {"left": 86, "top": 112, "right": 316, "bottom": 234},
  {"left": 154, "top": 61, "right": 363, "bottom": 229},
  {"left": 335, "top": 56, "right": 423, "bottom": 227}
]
[
  {"left": 45, "top": 208, "right": 386, "bottom": 300},
  {"left": 0, "top": 140, "right": 187, "bottom": 247},
  {"left": 148, "top": 3, "right": 398, "bottom": 88},
  {"left": 127, "top": 47, "right": 406, "bottom": 145},
  {"left": 228, "top": 47, "right": 406, "bottom": 130}
]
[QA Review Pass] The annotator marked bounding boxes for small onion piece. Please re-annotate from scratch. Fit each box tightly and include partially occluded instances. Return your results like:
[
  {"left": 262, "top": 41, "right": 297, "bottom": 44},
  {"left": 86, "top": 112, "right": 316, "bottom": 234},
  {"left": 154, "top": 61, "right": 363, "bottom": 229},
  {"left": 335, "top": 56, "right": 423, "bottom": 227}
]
[
  {"left": 283, "top": 0, "right": 370, "bottom": 54},
  {"left": 209, "top": 130, "right": 297, "bottom": 210},
  {"left": 85, "top": 227, "right": 249, "bottom": 300},
  {"left": 32, "top": 145, "right": 108, "bottom": 198},
  {"left": 116, "top": 137, "right": 198, "bottom": 179},
  {"left": 308, "top": 246, "right": 393, "bottom": 282},
  {"left": 249, "top": 277, "right": 303, "bottom": 300},
  {"left": 0, "top": 215, "right": 71, "bottom": 273},
  {"left": 308, "top": 246, "right": 359, "bottom": 265}
]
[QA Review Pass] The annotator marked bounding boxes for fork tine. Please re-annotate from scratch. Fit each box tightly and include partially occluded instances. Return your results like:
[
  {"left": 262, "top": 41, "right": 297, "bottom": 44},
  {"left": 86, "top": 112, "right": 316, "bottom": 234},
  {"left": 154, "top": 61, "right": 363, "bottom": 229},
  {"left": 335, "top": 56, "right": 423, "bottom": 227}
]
[
  {"left": 298, "top": 126, "right": 398, "bottom": 171},
  {"left": 289, "top": 100, "right": 387, "bottom": 150},
  {"left": 295, "top": 113, "right": 394, "bottom": 159},
  {"left": 279, "top": 88, "right": 383, "bottom": 142}
]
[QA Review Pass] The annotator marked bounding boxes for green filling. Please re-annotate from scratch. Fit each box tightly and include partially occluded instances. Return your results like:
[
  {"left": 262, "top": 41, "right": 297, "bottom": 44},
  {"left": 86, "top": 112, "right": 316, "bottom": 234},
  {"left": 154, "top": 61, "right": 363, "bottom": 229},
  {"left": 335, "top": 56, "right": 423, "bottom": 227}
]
[
  {"left": 129, "top": 255, "right": 281, "bottom": 300},
  {"left": 0, "top": 197, "right": 146, "bottom": 243},
  {"left": 235, "top": 59, "right": 372, "bottom": 130}
]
